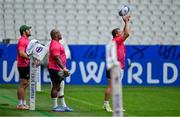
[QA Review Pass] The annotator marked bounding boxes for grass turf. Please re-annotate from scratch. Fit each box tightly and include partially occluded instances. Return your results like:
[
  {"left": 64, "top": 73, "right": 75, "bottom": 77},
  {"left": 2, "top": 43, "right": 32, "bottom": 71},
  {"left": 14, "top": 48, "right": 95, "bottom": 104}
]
[{"left": 0, "top": 84, "right": 180, "bottom": 116}]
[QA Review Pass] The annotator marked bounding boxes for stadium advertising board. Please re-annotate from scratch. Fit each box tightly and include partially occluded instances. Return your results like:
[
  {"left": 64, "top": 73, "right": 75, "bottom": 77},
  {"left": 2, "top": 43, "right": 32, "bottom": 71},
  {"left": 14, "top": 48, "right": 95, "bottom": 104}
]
[{"left": 0, "top": 44, "right": 179, "bottom": 86}]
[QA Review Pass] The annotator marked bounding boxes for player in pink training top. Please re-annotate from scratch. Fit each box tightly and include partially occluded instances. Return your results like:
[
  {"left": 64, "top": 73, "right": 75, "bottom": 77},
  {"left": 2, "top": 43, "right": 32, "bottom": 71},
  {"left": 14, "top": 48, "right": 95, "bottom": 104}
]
[
  {"left": 48, "top": 29, "right": 73, "bottom": 112},
  {"left": 16, "top": 25, "right": 31, "bottom": 110},
  {"left": 104, "top": 15, "right": 131, "bottom": 112}
]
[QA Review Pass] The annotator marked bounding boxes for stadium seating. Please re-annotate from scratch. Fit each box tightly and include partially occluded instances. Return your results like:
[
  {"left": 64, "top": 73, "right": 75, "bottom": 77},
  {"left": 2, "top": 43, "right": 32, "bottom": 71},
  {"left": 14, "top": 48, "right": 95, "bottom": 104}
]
[{"left": 0, "top": 0, "right": 179, "bottom": 44}]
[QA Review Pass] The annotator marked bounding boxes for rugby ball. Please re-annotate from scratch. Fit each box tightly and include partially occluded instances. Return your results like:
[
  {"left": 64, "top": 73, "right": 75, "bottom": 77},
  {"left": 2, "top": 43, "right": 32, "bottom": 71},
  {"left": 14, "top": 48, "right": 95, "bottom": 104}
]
[{"left": 118, "top": 5, "right": 130, "bottom": 16}]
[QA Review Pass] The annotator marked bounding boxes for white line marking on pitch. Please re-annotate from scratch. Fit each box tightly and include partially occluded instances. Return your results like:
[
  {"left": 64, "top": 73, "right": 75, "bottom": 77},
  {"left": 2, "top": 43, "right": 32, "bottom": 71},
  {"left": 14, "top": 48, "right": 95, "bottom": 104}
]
[{"left": 66, "top": 96, "right": 102, "bottom": 109}]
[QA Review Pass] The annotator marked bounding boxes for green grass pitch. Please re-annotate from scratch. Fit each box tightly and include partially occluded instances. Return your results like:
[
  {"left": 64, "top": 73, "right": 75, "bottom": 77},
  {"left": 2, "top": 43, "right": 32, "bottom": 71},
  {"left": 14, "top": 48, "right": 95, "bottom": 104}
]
[{"left": 0, "top": 84, "right": 180, "bottom": 116}]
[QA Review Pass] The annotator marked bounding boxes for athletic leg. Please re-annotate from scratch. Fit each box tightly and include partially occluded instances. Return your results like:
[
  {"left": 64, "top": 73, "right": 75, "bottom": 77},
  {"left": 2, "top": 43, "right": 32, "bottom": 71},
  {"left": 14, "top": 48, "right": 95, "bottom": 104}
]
[
  {"left": 104, "top": 79, "right": 113, "bottom": 112},
  {"left": 58, "top": 80, "right": 73, "bottom": 112},
  {"left": 17, "top": 79, "right": 29, "bottom": 110}
]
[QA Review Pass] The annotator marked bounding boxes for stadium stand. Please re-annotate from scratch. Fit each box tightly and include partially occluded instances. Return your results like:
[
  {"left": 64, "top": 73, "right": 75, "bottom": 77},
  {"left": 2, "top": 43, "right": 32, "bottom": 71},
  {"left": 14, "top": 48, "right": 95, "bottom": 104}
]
[{"left": 0, "top": 0, "right": 179, "bottom": 44}]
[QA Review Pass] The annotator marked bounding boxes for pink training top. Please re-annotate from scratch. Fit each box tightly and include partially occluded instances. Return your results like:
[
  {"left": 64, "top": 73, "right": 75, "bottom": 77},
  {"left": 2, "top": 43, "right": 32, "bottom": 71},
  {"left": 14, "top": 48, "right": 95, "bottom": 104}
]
[
  {"left": 48, "top": 40, "right": 66, "bottom": 71},
  {"left": 17, "top": 36, "right": 30, "bottom": 67},
  {"left": 112, "top": 34, "right": 126, "bottom": 69}
]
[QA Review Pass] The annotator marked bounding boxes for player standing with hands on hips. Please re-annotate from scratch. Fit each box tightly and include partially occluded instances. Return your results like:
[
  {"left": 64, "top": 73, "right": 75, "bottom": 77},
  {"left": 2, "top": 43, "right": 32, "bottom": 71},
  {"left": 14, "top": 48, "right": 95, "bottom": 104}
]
[
  {"left": 16, "top": 25, "right": 31, "bottom": 110},
  {"left": 104, "top": 15, "right": 131, "bottom": 112},
  {"left": 48, "top": 29, "right": 73, "bottom": 112}
]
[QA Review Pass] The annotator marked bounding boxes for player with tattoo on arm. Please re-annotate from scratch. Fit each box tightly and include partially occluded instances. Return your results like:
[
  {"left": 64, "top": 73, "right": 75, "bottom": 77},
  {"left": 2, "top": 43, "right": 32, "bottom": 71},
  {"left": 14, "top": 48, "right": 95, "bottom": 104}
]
[{"left": 48, "top": 29, "right": 73, "bottom": 112}]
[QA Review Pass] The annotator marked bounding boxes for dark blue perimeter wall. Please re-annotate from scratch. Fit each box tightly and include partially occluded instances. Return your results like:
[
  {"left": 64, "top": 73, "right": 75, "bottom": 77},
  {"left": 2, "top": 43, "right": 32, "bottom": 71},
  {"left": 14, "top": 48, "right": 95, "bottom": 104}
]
[{"left": 0, "top": 44, "right": 179, "bottom": 86}]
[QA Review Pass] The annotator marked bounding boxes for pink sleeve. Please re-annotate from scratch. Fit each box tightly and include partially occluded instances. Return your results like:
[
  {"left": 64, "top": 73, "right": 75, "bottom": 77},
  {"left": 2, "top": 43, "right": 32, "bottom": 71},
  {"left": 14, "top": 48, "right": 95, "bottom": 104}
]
[{"left": 18, "top": 40, "right": 26, "bottom": 51}]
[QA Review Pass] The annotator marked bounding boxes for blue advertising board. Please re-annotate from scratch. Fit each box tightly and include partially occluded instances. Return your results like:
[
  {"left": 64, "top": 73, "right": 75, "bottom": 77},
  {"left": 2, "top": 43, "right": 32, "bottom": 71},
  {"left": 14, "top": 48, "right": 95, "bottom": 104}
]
[
  {"left": 125, "top": 46, "right": 180, "bottom": 86},
  {"left": 0, "top": 44, "right": 179, "bottom": 86}
]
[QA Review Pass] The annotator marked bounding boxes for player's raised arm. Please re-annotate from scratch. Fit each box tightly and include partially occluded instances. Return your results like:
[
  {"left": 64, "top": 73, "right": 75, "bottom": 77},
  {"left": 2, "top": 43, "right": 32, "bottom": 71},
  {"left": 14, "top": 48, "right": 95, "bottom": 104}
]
[{"left": 122, "top": 15, "right": 130, "bottom": 40}]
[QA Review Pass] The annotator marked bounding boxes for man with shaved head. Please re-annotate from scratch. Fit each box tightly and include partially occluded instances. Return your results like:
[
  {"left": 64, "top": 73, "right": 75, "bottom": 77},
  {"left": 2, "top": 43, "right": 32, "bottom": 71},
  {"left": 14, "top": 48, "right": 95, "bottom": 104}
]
[{"left": 48, "top": 29, "right": 73, "bottom": 112}]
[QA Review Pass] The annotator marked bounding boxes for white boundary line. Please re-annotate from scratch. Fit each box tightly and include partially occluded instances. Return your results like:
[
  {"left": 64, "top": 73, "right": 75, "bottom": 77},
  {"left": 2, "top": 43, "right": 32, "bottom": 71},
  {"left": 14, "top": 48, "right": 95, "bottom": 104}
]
[{"left": 66, "top": 96, "right": 102, "bottom": 109}]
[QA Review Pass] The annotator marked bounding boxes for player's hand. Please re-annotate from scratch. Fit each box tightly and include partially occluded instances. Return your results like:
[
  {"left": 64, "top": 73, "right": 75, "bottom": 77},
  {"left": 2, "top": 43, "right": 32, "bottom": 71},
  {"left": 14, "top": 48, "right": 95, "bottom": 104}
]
[
  {"left": 123, "top": 15, "right": 130, "bottom": 23},
  {"left": 63, "top": 68, "right": 70, "bottom": 77},
  {"left": 32, "top": 58, "right": 41, "bottom": 67}
]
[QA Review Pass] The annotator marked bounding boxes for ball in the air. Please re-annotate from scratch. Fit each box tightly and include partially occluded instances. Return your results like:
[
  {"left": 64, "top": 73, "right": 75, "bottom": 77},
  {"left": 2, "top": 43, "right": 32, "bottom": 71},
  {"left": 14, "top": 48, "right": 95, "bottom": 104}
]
[{"left": 118, "top": 5, "right": 130, "bottom": 16}]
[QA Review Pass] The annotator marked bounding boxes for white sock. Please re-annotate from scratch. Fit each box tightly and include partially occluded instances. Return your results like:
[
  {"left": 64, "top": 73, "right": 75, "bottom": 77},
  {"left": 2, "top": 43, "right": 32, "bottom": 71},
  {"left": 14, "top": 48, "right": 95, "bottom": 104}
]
[
  {"left": 23, "top": 100, "right": 26, "bottom": 105},
  {"left": 61, "top": 97, "right": 67, "bottom": 107},
  {"left": 104, "top": 101, "right": 109, "bottom": 106},
  {"left": 18, "top": 100, "right": 23, "bottom": 105},
  {"left": 52, "top": 98, "right": 58, "bottom": 108}
]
